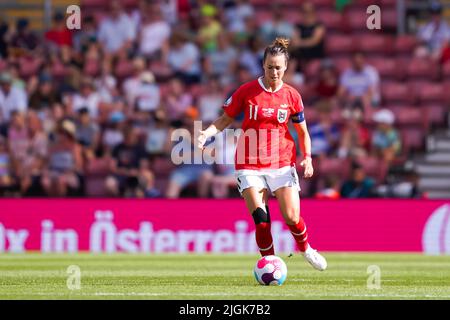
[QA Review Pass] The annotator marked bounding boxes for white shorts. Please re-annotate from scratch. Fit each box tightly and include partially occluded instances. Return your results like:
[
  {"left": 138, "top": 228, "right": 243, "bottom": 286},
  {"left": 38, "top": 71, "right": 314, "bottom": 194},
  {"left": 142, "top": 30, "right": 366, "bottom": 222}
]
[{"left": 235, "top": 165, "right": 301, "bottom": 195}]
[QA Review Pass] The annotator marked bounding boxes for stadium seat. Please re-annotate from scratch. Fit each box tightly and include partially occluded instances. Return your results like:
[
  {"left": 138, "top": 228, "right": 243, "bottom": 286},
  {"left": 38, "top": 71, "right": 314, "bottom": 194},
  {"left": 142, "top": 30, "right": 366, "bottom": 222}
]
[
  {"left": 19, "top": 57, "right": 42, "bottom": 79},
  {"left": 80, "top": 0, "right": 108, "bottom": 8},
  {"left": 342, "top": 9, "right": 368, "bottom": 33},
  {"left": 368, "top": 57, "right": 402, "bottom": 80},
  {"left": 114, "top": 59, "right": 134, "bottom": 80},
  {"left": 317, "top": 10, "right": 343, "bottom": 32},
  {"left": 0, "top": 59, "right": 7, "bottom": 72},
  {"left": 355, "top": 34, "right": 394, "bottom": 56},
  {"left": 317, "top": 157, "right": 351, "bottom": 180},
  {"left": 332, "top": 57, "right": 352, "bottom": 73},
  {"left": 401, "top": 127, "right": 426, "bottom": 154},
  {"left": 381, "top": 8, "right": 398, "bottom": 31},
  {"left": 404, "top": 57, "right": 439, "bottom": 81},
  {"left": 424, "top": 104, "right": 447, "bottom": 127},
  {"left": 392, "top": 106, "right": 427, "bottom": 129},
  {"left": 85, "top": 177, "right": 108, "bottom": 197},
  {"left": 394, "top": 35, "right": 418, "bottom": 56},
  {"left": 381, "top": 82, "right": 411, "bottom": 104},
  {"left": 442, "top": 61, "right": 450, "bottom": 80},
  {"left": 355, "top": 156, "right": 388, "bottom": 183},
  {"left": 83, "top": 59, "right": 100, "bottom": 77},
  {"left": 303, "top": 59, "right": 322, "bottom": 81},
  {"left": 417, "top": 83, "right": 444, "bottom": 104},
  {"left": 325, "top": 35, "right": 355, "bottom": 56},
  {"left": 151, "top": 157, "right": 176, "bottom": 178}
]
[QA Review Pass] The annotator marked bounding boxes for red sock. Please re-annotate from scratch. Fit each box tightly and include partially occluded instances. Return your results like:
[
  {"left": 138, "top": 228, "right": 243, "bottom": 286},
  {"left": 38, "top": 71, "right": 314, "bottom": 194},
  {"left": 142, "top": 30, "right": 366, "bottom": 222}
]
[
  {"left": 255, "top": 222, "right": 274, "bottom": 256},
  {"left": 287, "top": 217, "right": 309, "bottom": 252}
]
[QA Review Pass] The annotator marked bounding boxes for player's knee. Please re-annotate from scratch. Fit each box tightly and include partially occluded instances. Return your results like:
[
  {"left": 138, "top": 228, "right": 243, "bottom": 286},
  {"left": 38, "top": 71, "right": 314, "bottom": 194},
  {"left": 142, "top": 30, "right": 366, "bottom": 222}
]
[
  {"left": 284, "top": 208, "right": 300, "bottom": 225},
  {"left": 252, "top": 207, "right": 271, "bottom": 225}
]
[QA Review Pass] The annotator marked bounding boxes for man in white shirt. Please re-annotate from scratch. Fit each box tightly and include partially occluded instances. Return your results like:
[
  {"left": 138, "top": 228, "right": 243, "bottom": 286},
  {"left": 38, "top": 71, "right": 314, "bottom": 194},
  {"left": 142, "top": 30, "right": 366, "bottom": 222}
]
[
  {"left": 0, "top": 72, "right": 28, "bottom": 124},
  {"left": 97, "top": 0, "right": 136, "bottom": 55},
  {"left": 416, "top": 1, "right": 450, "bottom": 59},
  {"left": 338, "top": 51, "right": 380, "bottom": 116}
]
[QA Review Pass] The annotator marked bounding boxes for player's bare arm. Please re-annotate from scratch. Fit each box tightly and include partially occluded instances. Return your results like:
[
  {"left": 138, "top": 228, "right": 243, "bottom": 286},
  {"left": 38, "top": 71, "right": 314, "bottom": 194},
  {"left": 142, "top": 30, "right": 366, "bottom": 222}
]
[
  {"left": 197, "top": 113, "right": 234, "bottom": 149},
  {"left": 293, "top": 121, "right": 314, "bottom": 178}
]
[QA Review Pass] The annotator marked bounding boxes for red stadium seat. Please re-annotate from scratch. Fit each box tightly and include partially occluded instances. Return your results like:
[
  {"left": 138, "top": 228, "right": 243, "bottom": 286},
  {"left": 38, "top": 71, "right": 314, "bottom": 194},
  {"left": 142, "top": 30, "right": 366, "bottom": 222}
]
[
  {"left": 19, "top": 57, "right": 42, "bottom": 79},
  {"left": 442, "top": 61, "right": 450, "bottom": 80},
  {"left": 392, "top": 106, "right": 427, "bottom": 129},
  {"left": 83, "top": 59, "right": 100, "bottom": 77},
  {"left": 325, "top": 35, "right": 355, "bottom": 56},
  {"left": 332, "top": 57, "right": 352, "bottom": 73},
  {"left": 317, "top": 157, "right": 351, "bottom": 180},
  {"left": 394, "top": 35, "right": 419, "bottom": 55},
  {"left": 405, "top": 57, "right": 439, "bottom": 81},
  {"left": 381, "top": 82, "right": 411, "bottom": 104},
  {"left": 417, "top": 83, "right": 445, "bottom": 104},
  {"left": 304, "top": 59, "right": 322, "bottom": 81},
  {"left": 355, "top": 34, "right": 394, "bottom": 56},
  {"left": 80, "top": 0, "right": 108, "bottom": 8},
  {"left": 381, "top": 8, "right": 398, "bottom": 30},
  {"left": 342, "top": 9, "right": 368, "bottom": 33},
  {"left": 368, "top": 57, "right": 402, "bottom": 80},
  {"left": 317, "top": 10, "right": 342, "bottom": 32},
  {"left": 401, "top": 128, "right": 426, "bottom": 153},
  {"left": 355, "top": 156, "right": 388, "bottom": 183},
  {"left": 0, "top": 59, "right": 7, "bottom": 72},
  {"left": 424, "top": 104, "right": 447, "bottom": 127},
  {"left": 114, "top": 59, "right": 134, "bottom": 79}
]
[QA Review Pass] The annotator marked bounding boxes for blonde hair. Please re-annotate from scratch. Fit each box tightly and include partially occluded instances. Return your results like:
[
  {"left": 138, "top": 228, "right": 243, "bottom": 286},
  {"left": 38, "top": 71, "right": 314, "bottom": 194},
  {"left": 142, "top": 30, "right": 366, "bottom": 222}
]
[{"left": 263, "top": 37, "right": 290, "bottom": 63}]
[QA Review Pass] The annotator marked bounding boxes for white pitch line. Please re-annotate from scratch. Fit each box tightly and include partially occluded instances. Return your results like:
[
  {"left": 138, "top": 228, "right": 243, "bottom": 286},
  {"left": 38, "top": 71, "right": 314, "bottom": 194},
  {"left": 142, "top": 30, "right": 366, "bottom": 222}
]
[{"left": 1, "top": 292, "right": 450, "bottom": 299}]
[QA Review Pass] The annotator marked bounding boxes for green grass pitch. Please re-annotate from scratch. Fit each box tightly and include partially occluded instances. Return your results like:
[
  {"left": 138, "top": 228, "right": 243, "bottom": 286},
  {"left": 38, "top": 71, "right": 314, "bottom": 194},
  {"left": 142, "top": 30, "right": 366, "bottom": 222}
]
[{"left": 0, "top": 253, "right": 450, "bottom": 300}]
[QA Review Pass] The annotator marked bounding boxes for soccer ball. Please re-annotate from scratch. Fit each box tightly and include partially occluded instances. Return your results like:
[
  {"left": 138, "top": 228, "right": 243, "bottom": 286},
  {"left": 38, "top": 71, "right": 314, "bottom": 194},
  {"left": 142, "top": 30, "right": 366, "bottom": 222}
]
[{"left": 253, "top": 255, "right": 287, "bottom": 286}]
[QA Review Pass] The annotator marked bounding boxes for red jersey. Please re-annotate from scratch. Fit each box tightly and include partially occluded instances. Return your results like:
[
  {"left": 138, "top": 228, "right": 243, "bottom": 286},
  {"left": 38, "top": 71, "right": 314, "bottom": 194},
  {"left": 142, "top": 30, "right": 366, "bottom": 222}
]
[{"left": 222, "top": 77, "right": 305, "bottom": 170}]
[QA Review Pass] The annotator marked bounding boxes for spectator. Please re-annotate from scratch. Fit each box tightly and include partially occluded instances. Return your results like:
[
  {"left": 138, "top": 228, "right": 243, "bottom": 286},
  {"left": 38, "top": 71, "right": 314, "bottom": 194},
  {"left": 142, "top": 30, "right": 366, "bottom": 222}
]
[
  {"left": 138, "top": 1, "right": 171, "bottom": 60},
  {"left": 223, "top": 0, "right": 254, "bottom": 34},
  {"left": 134, "top": 71, "right": 160, "bottom": 113},
  {"left": 9, "top": 18, "right": 38, "bottom": 55},
  {"left": 415, "top": 1, "right": 450, "bottom": 60},
  {"left": 163, "top": 77, "right": 193, "bottom": 127},
  {"left": 239, "top": 35, "right": 264, "bottom": 78},
  {"left": 29, "top": 74, "right": 61, "bottom": 112},
  {"left": 44, "top": 11, "right": 73, "bottom": 63},
  {"left": 101, "top": 110, "right": 126, "bottom": 154},
  {"left": 0, "top": 135, "right": 16, "bottom": 195},
  {"left": 340, "top": 162, "right": 376, "bottom": 198},
  {"left": 337, "top": 51, "right": 380, "bottom": 117},
  {"left": 204, "top": 32, "right": 238, "bottom": 86},
  {"left": 165, "top": 122, "right": 213, "bottom": 198},
  {"left": 41, "top": 119, "right": 84, "bottom": 197},
  {"left": 75, "top": 107, "right": 100, "bottom": 151},
  {"left": 105, "top": 126, "right": 147, "bottom": 196},
  {"left": 338, "top": 109, "right": 370, "bottom": 159},
  {"left": 315, "top": 175, "right": 340, "bottom": 199},
  {"left": 258, "top": 5, "right": 294, "bottom": 45},
  {"left": 0, "top": 21, "right": 8, "bottom": 58},
  {"left": 197, "top": 76, "right": 225, "bottom": 123},
  {"left": 73, "top": 15, "right": 98, "bottom": 54},
  {"left": 291, "top": 2, "right": 326, "bottom": 70},
  {"left": 97, "top": 0, "right": 135, "bottom": 56},
  {"left": 371, "top": 109, "right": 401, "bottom": 163},
  {"left": 208, "top": 128, "right": 238, "bottom": 198},
  {"left": 167, "top": 31, "right": 202, "bottom": 84},
  {"left": 0, "top": 72, "right": 28, "bottom": 124},
  {"left": 69, "top": 77, "right": 100, "bottom": 119},
  {"left": 197, "top": 4, "right": 222, "bottom": 53},
  {"left": 309, "top": 101, "right": 340, "bottom": 157},
  {"left": 145, "top": 109, "right": 172, "bottom": 157},
  {"left": 314, "top": 59, "right": 339, "bottom": 102},
  {"left": 17, "top": 111, "right": 48, "bottom": 196}
]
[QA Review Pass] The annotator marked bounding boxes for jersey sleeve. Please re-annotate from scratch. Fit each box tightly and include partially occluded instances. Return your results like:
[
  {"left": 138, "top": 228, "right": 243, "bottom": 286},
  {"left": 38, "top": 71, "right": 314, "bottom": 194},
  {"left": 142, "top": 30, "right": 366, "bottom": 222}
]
[
  {"left": 222, "top": 86, "right": 245, "bottom": 118},
  {"left": 290, "top": 89, "right": 305, "bottom": 123}
]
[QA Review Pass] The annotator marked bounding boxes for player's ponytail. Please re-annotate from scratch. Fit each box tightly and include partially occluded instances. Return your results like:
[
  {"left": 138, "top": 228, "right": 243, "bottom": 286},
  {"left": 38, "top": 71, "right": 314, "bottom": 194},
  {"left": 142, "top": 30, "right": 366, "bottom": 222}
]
[{"left": 263, "top": 37, "right": 290, "bottom": 64}]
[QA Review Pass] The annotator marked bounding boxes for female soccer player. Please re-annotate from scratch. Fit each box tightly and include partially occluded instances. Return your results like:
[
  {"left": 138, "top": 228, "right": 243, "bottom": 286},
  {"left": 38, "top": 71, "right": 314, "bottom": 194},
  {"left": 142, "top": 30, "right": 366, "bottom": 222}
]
[{"left": 197, "top": 38, "right": 327, "bottom": 271}]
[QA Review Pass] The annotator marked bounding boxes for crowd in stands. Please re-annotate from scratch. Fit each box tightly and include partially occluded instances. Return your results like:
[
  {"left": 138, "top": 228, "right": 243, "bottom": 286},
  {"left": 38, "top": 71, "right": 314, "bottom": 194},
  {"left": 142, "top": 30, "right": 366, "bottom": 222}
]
[{"left": 0, "top": 0, "right": 449, "bottom": 199}]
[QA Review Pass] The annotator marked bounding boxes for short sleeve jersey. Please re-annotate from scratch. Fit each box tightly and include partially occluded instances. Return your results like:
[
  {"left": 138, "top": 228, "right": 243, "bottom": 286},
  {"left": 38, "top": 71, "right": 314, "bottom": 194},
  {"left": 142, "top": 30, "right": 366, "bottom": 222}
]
[{"left": 222, "top": 77, "right": 305, "bottom": 170}]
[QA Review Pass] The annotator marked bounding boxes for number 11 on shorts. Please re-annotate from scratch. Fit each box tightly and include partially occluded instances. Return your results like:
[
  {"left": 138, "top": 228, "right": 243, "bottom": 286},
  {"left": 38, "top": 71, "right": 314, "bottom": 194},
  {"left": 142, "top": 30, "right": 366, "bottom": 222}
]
[{"left": 249, "top": 105, "right": 258, "bottom": 120}]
